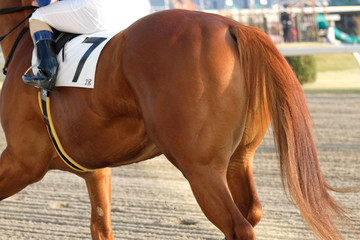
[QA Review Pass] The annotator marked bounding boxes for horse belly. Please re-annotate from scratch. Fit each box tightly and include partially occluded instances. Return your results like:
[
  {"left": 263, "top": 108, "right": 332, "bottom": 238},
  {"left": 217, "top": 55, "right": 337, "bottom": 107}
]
[{"left": 50, "top": 94, "right": 160, "bottom": 169}]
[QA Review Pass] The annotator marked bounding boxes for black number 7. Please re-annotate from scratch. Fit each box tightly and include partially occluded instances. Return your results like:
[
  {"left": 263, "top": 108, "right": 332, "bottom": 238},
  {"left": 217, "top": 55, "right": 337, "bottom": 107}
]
[{"left": 72, "top": 37, "right": 107, "bottom": 83}]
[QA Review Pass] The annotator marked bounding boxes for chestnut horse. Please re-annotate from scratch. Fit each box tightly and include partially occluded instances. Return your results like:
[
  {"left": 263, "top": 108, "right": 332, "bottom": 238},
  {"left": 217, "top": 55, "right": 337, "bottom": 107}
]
[{"left": 0, "top": 1, "right": 353, "bottom": 239}]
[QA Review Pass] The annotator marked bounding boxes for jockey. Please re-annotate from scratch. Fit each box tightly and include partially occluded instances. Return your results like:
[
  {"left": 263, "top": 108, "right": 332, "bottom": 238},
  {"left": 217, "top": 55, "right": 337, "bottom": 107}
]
[{"left": 23, "top": 0, "right": 150, "bottom": 91}]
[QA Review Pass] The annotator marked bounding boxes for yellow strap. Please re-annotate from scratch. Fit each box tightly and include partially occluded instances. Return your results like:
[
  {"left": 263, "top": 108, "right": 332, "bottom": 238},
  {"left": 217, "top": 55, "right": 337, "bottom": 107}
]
[{"left": 38, "top": 90, "right": 100, "bottom": 172}]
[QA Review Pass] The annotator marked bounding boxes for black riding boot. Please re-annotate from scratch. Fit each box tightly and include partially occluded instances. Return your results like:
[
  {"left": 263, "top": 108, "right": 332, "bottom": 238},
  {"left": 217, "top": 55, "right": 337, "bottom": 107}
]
[{"left": 22, "top": 30, "right": 58, "bottom": 91}]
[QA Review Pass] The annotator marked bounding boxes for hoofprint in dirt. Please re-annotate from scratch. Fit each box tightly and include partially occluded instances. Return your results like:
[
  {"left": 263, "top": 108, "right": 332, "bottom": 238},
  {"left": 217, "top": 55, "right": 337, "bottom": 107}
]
[{"left": 0, "top": 93, "right": 359, "bottom": 240}]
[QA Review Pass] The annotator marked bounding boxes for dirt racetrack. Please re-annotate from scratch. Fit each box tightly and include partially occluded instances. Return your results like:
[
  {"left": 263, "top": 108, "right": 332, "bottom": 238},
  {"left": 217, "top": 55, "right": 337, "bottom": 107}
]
[{"left": 0, "top": 93, "right": 359, "bottom": 240}]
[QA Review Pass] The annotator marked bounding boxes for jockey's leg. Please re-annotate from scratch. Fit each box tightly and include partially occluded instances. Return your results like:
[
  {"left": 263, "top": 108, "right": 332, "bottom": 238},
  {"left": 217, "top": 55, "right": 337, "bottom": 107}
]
[{"left": 22, "top": 19, "right": 58, "bottom": 91}]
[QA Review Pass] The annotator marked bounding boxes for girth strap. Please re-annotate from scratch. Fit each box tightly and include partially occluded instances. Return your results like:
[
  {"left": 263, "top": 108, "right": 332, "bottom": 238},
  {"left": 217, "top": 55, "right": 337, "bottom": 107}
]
[{"left": 38, "top": 89, "right": 99, "bottom": 172}]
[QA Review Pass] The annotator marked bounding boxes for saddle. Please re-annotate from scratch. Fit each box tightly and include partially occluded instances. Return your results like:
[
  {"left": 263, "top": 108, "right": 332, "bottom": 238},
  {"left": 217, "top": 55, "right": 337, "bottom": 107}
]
[{"left": 53, "top": 30, "right": 79, "bottom": 61}]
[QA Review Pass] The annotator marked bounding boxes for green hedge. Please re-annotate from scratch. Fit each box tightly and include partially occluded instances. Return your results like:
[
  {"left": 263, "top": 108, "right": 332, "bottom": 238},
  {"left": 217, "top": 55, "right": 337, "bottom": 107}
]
[{"left": 285, "top": 55, "right": 317, "bottom": 85}]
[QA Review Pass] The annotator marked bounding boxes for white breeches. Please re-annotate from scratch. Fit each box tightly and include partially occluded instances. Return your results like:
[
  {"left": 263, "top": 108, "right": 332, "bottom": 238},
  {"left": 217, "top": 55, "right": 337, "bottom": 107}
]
[{"left": 30, "top": 0, "right": 151, "bottom": 33}]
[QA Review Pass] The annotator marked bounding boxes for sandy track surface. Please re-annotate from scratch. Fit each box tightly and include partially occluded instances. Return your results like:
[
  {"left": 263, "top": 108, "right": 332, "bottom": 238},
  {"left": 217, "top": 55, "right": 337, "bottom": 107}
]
[{"left": 0, "top": 93, "right": 359, "bottom": 240}]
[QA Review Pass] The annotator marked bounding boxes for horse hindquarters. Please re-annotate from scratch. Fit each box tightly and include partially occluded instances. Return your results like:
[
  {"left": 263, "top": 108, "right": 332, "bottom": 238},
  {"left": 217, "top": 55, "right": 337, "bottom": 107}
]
[{"left": 122, "top": 13, "right": 258, "bottom": 238}]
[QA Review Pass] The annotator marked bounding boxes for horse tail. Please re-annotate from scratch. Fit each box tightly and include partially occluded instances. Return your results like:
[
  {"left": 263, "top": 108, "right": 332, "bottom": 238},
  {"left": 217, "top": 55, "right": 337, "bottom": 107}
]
[{"left": 229, "top": 24, "right": 350, "bottom": 239}]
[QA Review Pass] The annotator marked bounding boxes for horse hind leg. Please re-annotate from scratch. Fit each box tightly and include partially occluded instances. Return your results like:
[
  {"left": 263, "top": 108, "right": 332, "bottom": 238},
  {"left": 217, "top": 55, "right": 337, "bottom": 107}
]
[
  {"left": 226, "top": 97, "right": 271, "bottom": 228},
  {"left": 183, "top": 161, "right": 255, "bottom": 240},
  {"left": 226, "top": 149, "right": 262, "bottom": 227}
]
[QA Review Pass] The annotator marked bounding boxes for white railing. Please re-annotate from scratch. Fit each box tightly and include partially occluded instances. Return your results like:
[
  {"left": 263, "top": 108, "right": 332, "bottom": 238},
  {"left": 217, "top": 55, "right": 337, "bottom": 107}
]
[
  {"left": 278, "top": 44, "right": 360, "bottom": 68},
  {"left": 278, "top": 44, "right": 360, "bottom": 56}
]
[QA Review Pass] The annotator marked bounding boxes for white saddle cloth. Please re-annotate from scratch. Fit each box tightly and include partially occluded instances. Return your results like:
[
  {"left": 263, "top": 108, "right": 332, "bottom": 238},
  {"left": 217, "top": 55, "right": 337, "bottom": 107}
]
[{"left": 32, "top": 31, "right": 117, "bottom": 89}]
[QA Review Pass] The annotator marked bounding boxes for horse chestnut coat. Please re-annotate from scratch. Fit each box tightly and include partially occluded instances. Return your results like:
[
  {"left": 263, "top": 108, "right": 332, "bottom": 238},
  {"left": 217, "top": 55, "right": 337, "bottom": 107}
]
[{"left": 0, "top": 1, "right": 354, "bottom": 239}]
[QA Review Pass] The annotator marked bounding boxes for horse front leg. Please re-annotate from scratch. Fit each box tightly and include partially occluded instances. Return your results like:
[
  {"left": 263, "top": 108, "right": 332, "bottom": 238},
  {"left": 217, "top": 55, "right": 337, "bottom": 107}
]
[
  {"left": 79, "top": 168, "right": 113, "bottom": 240},
  {"left": 0, "top": 147, "right": 50, "bottom": 200}
]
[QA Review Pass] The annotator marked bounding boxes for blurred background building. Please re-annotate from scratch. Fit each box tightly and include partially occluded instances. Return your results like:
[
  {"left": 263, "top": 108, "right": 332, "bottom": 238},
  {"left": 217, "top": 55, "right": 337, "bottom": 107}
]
[
  {"left": 149, "top": 0, "right": 360, "bottom": 44},
  {"left": 150, "top": 0, "right": 360, "bottom": 11}
]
